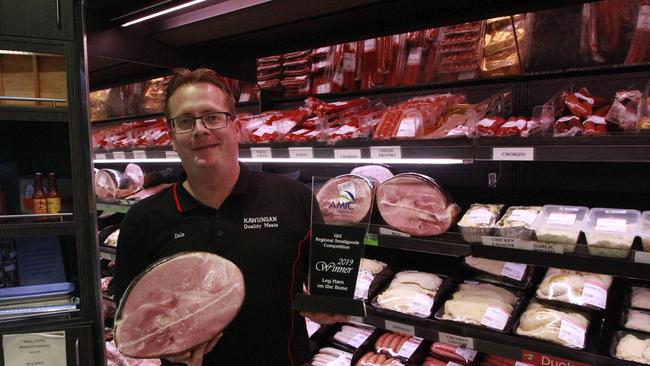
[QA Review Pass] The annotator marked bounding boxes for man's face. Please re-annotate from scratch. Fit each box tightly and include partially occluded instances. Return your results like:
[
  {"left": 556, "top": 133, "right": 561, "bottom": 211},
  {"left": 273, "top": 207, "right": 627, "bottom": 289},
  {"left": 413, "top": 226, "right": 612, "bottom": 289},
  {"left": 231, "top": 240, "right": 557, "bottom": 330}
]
[{"left": 167, "top": 82, "right": 239, "bottom": 171}]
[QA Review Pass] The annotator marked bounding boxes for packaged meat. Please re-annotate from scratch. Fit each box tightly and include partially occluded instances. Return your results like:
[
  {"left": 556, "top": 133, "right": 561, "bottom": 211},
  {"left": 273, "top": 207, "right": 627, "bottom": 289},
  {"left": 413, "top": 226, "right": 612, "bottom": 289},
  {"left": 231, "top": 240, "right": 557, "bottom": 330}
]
[
  {"left": 354, "top": 258, "right": 388, "bottom": 300},
  {"left": 331, "top": 324, "right": 375, "bottom": 351},
  {"left": 106, "top": 340, "right": 162, "bottom": 366},
  {"left": 464, "top": 256, "right": 530, "bottom": 285},
  {"left": 350, "top": 165, "right": 394, "bottom": 184},
  {"left": 374, "top": 332, "right": 424, "bottom": 360},
  {"left": 495, "top": 206, "right": 541, "bottom": 239},
  {"left": 631, "top": 286, "right": 650, "bottom": 310},
  {"left": 123, "top": 184, "right": 172, "bottom": 202},
  {"left": 457, "top": 203, "right": 504, "bottom": 242},
  {"left": 515, "top": 301, "right": 590, "bottom": 349},
  {"left": 536, "top": 268, "right": 613, "bottom": 310},
  {"left": 421, "top": 356, "right": 453, "bottom": 366},
  {"left": 114, "top": 252, "right": 245, "bottom": 358},
  {"left": 495, "top": 117, "right": 529, "bottom": 137},
  {"left": 553, "top": 116, "right": 582, "bottom": 137},
  {"left": 316, "top": 174, "right": 375, "bottom": 225},
  {"left": 310, "top": 347, "right": 353, "bottom": 366},
  {"left": 624, "top": 1, "right": 650, "bottom": 65},
  {"left": 583, "top": 208, "right": 641, "bottom": 258},
  {"left": 429, "top": 342, "right": 478, "bottom": 365},
  {"left": 95, "top": 169, "right": 138, "bottom": 201},
  {"left": 437, "top": 281, "right": 519, "bottom": 332},
  {"left": 611, "top": 331, "right": 650, "bottom": 365},
  {"left": 376, "top": 173, "right": 460, "bottom": 237},
  {"left": 641, "top": 211, "right": 650, "bottom": 252},
  {"left": 605, "top": 89, "right": 642, "bottom": 131},
  {"left": 355, "top": 351, "right": 404, "bottom": 366},
  {"left": 104, "top": 229, "right": 120, "bottom": 247},
  {"left": 582, "top": 115, "right": 607, "bottom": 136},
  {"left": 533, "top": 205, "right": 589, "bottom": 252},
  {"left": 374, "top": 270, "right": 443, "bottom": 317},
  {"left": 476, "top": 116, "right": 506, "bottom": 136},
  {"left": 622, "top": 309, "right": 650, "bottom": 333}
]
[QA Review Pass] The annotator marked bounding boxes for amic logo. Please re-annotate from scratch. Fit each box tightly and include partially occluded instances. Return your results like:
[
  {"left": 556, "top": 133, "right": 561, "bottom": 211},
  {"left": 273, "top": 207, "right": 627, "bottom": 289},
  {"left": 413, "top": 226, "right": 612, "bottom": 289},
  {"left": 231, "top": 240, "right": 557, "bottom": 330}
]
[{"left": 329, "top": 190, "right": 355, "bottom": 210}]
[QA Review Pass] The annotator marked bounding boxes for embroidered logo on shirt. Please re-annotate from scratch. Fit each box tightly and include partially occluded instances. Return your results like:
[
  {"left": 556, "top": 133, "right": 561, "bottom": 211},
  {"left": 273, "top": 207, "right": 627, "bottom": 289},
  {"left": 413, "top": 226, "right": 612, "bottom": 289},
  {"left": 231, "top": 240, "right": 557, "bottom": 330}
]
[
  {"left": 174, "top": 232, "right": 185, "bottom": 239},
  {"left": 243, "top": 216, "right": 278, "bottom": 230}
]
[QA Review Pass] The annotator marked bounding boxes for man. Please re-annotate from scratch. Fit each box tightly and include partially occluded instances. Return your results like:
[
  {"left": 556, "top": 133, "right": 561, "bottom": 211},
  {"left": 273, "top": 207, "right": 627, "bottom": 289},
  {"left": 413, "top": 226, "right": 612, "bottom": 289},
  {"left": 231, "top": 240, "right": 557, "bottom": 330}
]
[{"left": 113, "top": 68, "right": 345, "bottom": 366}]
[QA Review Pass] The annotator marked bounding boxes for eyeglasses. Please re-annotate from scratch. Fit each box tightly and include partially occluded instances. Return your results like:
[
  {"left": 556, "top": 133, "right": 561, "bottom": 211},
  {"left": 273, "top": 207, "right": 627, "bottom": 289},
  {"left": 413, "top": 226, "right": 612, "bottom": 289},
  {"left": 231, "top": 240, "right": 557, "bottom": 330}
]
[{"left": 168, "top": 111, "right": 233, "bottom": 134}]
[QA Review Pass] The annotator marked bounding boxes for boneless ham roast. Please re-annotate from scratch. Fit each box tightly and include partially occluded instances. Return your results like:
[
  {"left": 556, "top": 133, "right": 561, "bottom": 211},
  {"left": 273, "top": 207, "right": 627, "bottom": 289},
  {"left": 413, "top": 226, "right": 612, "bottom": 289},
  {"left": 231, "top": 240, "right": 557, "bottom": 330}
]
[
  {"left": 316, "top": 174, "right": 375, "bottom": 224},
  {"left": 114, "top": 252, "right": 245, "bottom": 358},
  {"left": 376, "top": 173, "right": 459, "bottom": 236}
]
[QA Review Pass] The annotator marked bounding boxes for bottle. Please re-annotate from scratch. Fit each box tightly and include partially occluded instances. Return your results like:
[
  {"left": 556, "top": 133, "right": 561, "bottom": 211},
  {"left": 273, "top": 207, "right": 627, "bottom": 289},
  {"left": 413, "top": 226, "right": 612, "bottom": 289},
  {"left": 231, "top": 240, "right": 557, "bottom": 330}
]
[
  {"left": 46, "top": 173, "right": 62, "bottom": 221},
  {"left": 32, "top": 173, "right": 48, "bottom": 222}
]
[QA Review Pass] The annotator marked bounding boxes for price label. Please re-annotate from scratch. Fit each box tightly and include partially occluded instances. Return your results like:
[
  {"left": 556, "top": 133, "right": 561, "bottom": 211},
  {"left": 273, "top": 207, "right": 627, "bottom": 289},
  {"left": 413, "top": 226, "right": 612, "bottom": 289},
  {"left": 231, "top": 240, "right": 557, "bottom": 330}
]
[
  {"left": 317, "top": 83, "right": 332, "bottom": 94},
  {"left": 239, "top": 93, "right": 251, "bottom": 103},
  {"left": 95, "top": 153, "right": 106, "bottom": 160},
  {"left": 347, "top": 332, "right": 371, "bottom": 348},
  {"left": 547, "top": 213, "right": 577, "bottom": 226},
  {"left": 364, "top": 39, "right": 376, "bottom": 52},
  {"left": 637, "top": 5, "right": 650, "bottom": 30},
  {"left": 595, "top": 218, "right": 627, "bottom": 233},
  {"left": 133, "top": 150, "right": 147, "bottom": 159},
  {"left": 334, "top": 149, "right": 362, "bottom": 159},
  {"left": 379, "top": 227, "right": 410, "bottom": 238},
  {"left": 397, "top": 337, "right": 423, "bottom": 358},
  {"left": 466, "top": 208, "right": 493, "bottom": 226},
  {"left": 385, "top": 320, "right": 415, "bottom": 336},
  {"left": 455, "top": 347, "right": 478, "bottom": 362},
  {"left": 408, "top": 293, "right": 434, "bottom": 317},
  {"left": 165, "top": 150, "right": 179, "bottom": 159},
  {"left": 581, "top": 280, "right": 608, "bottom": 309},
  {"left": 396, "top": 117, "right": 418, "bottom": 138},
  {"left": 438, "top": 332, "right": 474, "bottom": 349},
  {"left": 289, "top": 147, "right": 314, "bottom": 159},
  {"left": 509, "top": 209, "right": 539, "bottom": 225},
  {"left": 492, "top": 147, "right": 535, "bottom": 161},
  {"left": 370, "top": 146, "right": 402, "bottom": 159},
  {"left": 480, "top": 305, "right": 510, "bottom": 330},
  {"left": 113, "top": 151, "right": 126, "bottom": 159},
  {"left": 558, "top": 318, "right": 586, "bottom": 348},
  {"left": 250, "top": 147, "right": 272, "bottom": 159},
  {"left": 343, "top": 53, "right": 356, "bottom": 72},
  {"left": 635, "top": 251, "right": 650, "bottom": 264},
  {"left": 501, "top": 262, "right": 527, "bottom": 281},
  {"left": 407, "top": 47, "right": 423, "bottom": 65}
]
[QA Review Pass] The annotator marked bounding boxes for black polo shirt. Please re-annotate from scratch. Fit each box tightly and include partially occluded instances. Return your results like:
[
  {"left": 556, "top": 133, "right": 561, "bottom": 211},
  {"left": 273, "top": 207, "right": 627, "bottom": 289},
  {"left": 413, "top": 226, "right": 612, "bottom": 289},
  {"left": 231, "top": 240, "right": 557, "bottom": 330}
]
[{"left": 113, "top": 163, "right": 321, "bottom": 366}]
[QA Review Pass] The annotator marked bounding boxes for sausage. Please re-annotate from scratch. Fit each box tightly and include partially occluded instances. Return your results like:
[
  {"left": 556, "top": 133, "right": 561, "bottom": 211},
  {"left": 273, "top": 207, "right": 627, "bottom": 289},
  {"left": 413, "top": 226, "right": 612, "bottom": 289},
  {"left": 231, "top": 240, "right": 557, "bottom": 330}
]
[
  {"left": 356, "top": 351, "right": 374, "bottom": 366},
  {"left": 430, "top": 342, "right": 468, "bottom": 363}
]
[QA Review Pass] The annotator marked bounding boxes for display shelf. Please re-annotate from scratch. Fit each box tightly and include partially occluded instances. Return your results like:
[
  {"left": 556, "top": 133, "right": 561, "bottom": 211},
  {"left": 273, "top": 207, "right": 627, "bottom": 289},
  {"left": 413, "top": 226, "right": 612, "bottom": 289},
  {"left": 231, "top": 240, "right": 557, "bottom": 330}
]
[
  {"left": 476, "top": 135, "right": 650, "bottom": 163},
  {"left": 294, "top": 297, "right": 624, "bottom": 366},
  {"left": 90, "top": 112, "right": 164, "bottom": 126},
  {"left": 96, "top": 201, "right": 133, "bottom": 214},
  {"left": 368, "top": 230, "right": 470, "bottom": 257},
  {"left": 0, "top": 221, "right": 76, "bottom": 238},
  {"left": 471, "top": 242, "right": 650, "bottom": 281},
  {"left": 0, "top": 106, "right": 68, "bottom": 123},
  {"left": 99, "top": 246, "right": 116, "bottom": 261},
  {"left": 0, "top": 317, "right": 90, "bottom": 336}
]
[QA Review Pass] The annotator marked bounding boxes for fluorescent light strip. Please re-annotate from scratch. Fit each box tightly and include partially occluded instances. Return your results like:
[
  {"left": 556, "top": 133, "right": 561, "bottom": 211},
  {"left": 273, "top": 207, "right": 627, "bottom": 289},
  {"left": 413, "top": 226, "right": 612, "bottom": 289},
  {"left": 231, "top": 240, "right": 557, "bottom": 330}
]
[
  {"left": 94, "top": 157, "right": 469, "bottom": 164},
  {"left": 0, "top": 50, "right": 36, "bottom": 55},
  {"left": 121, "top": 0, "right": 206, "bottom": 27}
]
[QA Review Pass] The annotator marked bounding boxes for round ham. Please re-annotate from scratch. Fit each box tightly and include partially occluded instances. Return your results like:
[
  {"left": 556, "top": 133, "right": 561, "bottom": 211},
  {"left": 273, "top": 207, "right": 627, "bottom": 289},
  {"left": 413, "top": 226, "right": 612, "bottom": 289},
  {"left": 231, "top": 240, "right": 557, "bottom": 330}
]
[
  {"left": 316, "top": 174, "right": 374, "bottom": 224},
  {"left": 95, "top": 169, "right": 137, "bottom": 200},
  {"left": 114, "top": 252, "right": 245, "bottom": 358},
  {"left": 350, "top": 165, "right": 394, "bottom": 183},
  {"left": 376, "top": 173, "right": 459, "bottom": 236}
]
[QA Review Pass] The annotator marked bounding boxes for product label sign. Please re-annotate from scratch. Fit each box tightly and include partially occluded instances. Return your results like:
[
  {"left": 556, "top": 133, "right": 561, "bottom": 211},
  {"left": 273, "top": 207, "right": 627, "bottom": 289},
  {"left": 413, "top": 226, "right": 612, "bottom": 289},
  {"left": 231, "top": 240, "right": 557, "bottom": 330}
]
[
  {"left": 581, "top": 281, "right": 607, "bottom": 309},
  {"left": 501, "top": 262, "right": 527, "bottom": 281},
  {"left": 95, "top": 153, "right": 106, "bottom": 160},
  {"left": 289, "top": 147, "right": 314, "bottom": 159},
  {"left": 250, "top": 147, "right": 272, "bottom": 159},
  {"left": 481, "top": 236, "right": 563, "bottom": 254},
  {"left": 455, "top": 347, "right": 478, "bottom": 362},
  {"left": 2, "top": 332, "right": 66, "bottom": 366},
  {"left": 437, "top": 332, "right": 475, "bottom": 349},
  {"left": 480, "top": 305, "right": 509, "bottom": 330},
  {"left": 165, "top": 151, "right": 179, "bottom": 159},
  {"left": 595, "top": 218, "right": 627, "bottom": 233},
  {"left": 520, "top": 350, "right": 590, "bottom": 366},
  {"left": 309, "top": 223, "right": 365, "bottom": 298},
  {"left": 334, "top": 149, "right": 362, "bottom": 159},
  {"left": 634, "top": 251, "right": 650, "bottom": 264},
  {"left": 397, "top": 337, "right": 423, "bottom": 358},
  {"left": 370, "top": 146, "right": 402, "bottom": 159},
  {"left": 347, "top": 332, "right": 371, "bottom": 348},
  {"left": 559, "top": 319, "right": 586, "bottom": 348},
  {"left": 113, "top": 151, "right": 126, "bottom": 159},
  {"left": 385, "top": 320, "right": 415, "bottom": 336},
  {"left": 133, "top": 150, "right": 147, "bottom": 159},
  {"left": 492, "top": 147, "right": 535, "bottom": 161}
]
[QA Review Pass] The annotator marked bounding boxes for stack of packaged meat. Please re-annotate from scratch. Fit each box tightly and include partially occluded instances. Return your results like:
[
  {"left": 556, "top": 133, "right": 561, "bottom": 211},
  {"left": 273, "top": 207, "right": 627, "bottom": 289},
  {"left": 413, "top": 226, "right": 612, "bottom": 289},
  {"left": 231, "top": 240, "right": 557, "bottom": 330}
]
[
  {"left": 375, "top": 270, "right": 443, "bottom": 317},
  {"left": 481, "top": 15, "right": 526, "bottom": 77},
  {"left": 554, "top": 87, "right": 611, "bottom": 136},
  {"left": 436, "top": 21, "right": 484, "bottom": 82},
  {"left": 611, "top": 284, "right": 650, "bottom": 365},
  {"left": 282, "top": 50, "right": 312, "bottom": 96},
  {"left": 425, "top": 342, "right": 479, "bottom": 366},
  {"left": 311, "top": 46, "right": 336, "bottom": 94},
  {"left": 257, "top": 55, "right": 283, "bottom": 90},
  {"left": 312, "top": 43, "right": 360, "bottom": 94},
  {"left": 93, "top": 117, "right": 170, "bottom": 150},
  {"left": 246, "top": 108, "right": 311, "bottom": 143}
]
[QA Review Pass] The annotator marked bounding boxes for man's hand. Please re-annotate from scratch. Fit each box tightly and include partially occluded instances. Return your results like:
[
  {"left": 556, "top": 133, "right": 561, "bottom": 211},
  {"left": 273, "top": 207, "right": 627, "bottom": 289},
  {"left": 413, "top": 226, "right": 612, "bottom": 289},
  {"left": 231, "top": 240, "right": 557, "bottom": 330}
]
[
  {"left": 163, "top": 333, "right": 222, "bottom": 366},
  {"left": 301, "top": 311, "right": 349, "bottom": 325}
]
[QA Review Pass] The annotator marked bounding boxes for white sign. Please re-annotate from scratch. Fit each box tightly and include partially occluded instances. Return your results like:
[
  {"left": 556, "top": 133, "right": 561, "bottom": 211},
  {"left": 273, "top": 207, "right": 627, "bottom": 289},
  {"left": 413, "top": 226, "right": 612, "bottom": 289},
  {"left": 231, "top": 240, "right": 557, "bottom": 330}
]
[
  {"left": 501, "top": 262, "right": 527, "bottom": 281},
  {"left": 379, "top": 227, "right": 410, "bottom": 238},
  {"left": 481, "top": 236, "right": 564, "bottom": 254},
  {"left": 547, "top": 213, "right": 577, "bottom": 226},
  {"left": 635, "top": 251, "right": 650, "bottom": 264},
  {"left": 133, "top": 150, "right": 147, "bottom": 159},
  {"left": 559, "top": 318, "right": 586, "bottom": 348},
  {"left": 334, "top": 149, "right": 362, "bottom": 159},
  {"left": 581, "top": 281, "right": 608, "bottom": 309},
  {"left": 408, "top": 293, "right": 434, "bottom": 317},
  {"left": 595, "top": 218, "right": 627, "bottom": 233},
  {"left": 289, "top": 147, "right": 314, "bottom": 159},
  {"left": 165, "top": 150, "right": 179, "bottom": 159},
  {"left": 480, "top": 305, "right": 510, "bottom": 330},
  {"left": 515, "top": 362, "right": 534, "bottom": 366},
  {"left": 438, "top": 332, "right": 475, "bottom": 349},
  {"left": 397, "top": 337, "right": 423, "bottom": 358},
  {"left": 3, "top": 332, "right": 67, "bottom": 366},
  {"left": 95, "top": 153, "right": 106, "bottom": 160},
  {"left": 347, "top": 332, "right": 371, "bottom": 348},
  {"left": 455, "top": 347, "right": 478, "bottom": 362},
  {"left": 509, "top": 209, "right": 539, "bottom": 225},
  {"left": 370, "top": 146, "right": 402, "bottom": 159},
  {"left": 492, "top": 147, "right": 535, "bottom": 161},
  {"left": 113, "top": 151, "right": 126, "bottom": 159},
  {"left": 385, "top": 320, "right": 415, "bottom": 336},
  {"left": 250, "top": 147, "right": 272, "bottom": 159}
]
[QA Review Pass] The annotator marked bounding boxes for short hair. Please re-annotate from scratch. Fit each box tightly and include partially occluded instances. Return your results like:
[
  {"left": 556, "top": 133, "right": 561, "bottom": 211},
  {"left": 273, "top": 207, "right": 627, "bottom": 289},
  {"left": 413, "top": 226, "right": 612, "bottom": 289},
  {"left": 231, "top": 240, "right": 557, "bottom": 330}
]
[{"left": 164, "top": 67, "right": 236, "bottom": 121}]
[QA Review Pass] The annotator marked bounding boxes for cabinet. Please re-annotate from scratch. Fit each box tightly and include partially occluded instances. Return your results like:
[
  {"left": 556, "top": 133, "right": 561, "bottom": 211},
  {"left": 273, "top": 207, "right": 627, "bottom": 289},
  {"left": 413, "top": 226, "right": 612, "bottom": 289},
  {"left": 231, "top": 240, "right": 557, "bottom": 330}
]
[
  {"left": 89, "top": 1, "right": 650, "bottom": 366},
  {"left": 0, "top": 1, "right": 104, "bottom": 365}
]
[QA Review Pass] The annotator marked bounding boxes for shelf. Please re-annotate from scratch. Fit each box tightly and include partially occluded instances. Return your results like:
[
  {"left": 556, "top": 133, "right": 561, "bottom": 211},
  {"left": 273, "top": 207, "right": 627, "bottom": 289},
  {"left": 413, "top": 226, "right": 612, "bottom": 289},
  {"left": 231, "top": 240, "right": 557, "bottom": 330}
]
[
  {"left": 97, "top": 201, "right": 132, "bottom": 214},
  {"left": 0, "top": 221, "right": 76, "bottom": 238},
  {"left": 90, "top": 112, "right": 164, "bottom": 126},
  {"left": 0, "top": 106, "right": 68, "bottom": 123},
  {"left": 471, "top": 242, "right": 650, "bottom": 281},
  {"left": 294, "top": 295, "right": 625, "bottom": 366},
  {"left": 99, "top": 246, "right": 116, "bottom": 261},
  {"left": 0, "top": 317, "right": 90, "bottom": 335},
  {"left": 476, "top": 135, "right": 650, "bottom": 163},
  {"left": 368, "top": 230, "right": 470, "bottom": 257}
]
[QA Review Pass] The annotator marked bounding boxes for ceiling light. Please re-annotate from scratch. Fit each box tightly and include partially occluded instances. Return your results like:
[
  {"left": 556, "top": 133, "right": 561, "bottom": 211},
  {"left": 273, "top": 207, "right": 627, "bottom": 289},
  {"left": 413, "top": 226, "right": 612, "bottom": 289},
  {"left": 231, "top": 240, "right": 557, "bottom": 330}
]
[{"left": 121, "top": 0, "right": 206, "bottom": 27}]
